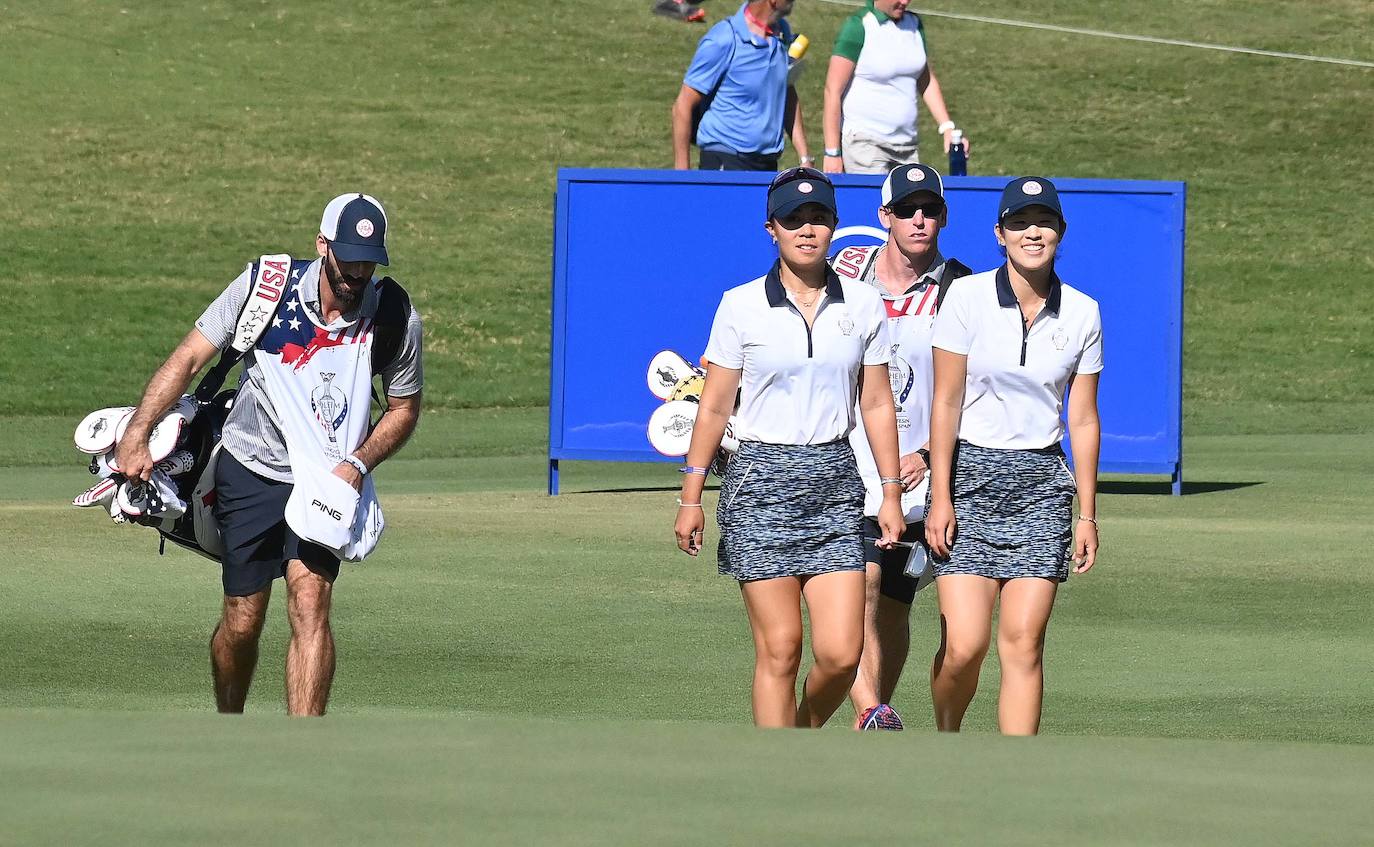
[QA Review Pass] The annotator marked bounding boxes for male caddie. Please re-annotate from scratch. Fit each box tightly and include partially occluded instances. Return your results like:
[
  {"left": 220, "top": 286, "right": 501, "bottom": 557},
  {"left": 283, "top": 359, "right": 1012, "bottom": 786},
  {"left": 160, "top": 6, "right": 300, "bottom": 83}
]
[
  {"left": 115, "top": 193, "right": 423, "bottom": 716},
  {"left": 831, "top": 164, "right": 969, "bottom": 730}
]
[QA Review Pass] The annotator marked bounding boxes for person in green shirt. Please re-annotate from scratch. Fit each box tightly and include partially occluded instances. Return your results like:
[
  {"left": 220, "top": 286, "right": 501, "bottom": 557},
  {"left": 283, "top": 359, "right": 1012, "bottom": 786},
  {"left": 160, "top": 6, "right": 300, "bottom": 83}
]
[{"left": 821, "top": 0, "right": 971, "bottom": 174}]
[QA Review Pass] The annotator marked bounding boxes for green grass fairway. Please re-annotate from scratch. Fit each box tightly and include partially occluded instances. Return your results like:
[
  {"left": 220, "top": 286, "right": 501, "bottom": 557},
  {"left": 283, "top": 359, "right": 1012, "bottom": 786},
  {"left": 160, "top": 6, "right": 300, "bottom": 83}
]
[
  {"left": 3, "top": 711, "right": 1372, "bottom": 846},
  {"left": 4, "top": 424, "right": 1371, "bottom": 743}
]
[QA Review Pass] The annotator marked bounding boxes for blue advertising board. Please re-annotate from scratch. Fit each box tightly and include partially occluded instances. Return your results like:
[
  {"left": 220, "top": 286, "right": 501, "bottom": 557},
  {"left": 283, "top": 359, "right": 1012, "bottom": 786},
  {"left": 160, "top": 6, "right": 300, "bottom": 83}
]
[{"left": 550, "top": 169, "right": 1185, "bottom": 494}]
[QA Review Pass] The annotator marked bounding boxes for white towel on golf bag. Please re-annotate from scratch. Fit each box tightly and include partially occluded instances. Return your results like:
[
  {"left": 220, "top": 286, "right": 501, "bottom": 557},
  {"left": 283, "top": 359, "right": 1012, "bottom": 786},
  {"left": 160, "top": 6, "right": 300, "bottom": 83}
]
[{"left": 254, "top": 305, "right": 384, "bottom": 562}]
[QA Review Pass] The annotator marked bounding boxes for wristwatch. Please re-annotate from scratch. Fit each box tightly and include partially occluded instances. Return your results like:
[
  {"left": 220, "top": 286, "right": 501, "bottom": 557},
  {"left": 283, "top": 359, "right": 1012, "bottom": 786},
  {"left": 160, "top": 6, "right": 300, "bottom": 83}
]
[{"left": 916, "top": 448, "right": 930, "bottom": 465}]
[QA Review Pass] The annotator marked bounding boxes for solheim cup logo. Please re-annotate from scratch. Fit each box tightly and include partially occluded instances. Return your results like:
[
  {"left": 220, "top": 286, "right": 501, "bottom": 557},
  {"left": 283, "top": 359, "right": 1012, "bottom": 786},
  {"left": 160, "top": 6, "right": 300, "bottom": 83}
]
[
  {"left": 889, "top": 348, "right": 914, "bottom": 411},
  {"left": 663, "top": 413, "right": 693, "bottom": 437},
  {"left": 311, "top": 373, "right": 349, "bottom": 453}
]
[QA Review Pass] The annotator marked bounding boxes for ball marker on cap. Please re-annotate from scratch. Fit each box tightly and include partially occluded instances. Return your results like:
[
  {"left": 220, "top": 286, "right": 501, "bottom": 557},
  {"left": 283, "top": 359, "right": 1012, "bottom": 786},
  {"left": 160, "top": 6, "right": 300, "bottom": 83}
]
[{"left": 1022, "top": 180, "right": 1043, "bottom": 196}]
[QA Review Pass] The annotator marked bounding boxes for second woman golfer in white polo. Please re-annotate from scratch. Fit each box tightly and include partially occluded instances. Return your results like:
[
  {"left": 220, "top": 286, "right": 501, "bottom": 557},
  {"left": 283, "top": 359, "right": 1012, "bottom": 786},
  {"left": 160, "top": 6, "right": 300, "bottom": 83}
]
[
  {"left": 925, "top": 176, "right": 1103, "bottom": 736},
  {"left": 675, "top": 167, "right": 906, "bottom": 729}
]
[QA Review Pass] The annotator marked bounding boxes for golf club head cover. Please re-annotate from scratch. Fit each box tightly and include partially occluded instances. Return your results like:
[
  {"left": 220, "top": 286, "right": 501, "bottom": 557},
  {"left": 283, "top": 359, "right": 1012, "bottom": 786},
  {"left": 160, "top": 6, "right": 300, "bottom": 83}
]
[
  {"left": 73, "top": 478, "right": 119, "bottom": 509},
  {"left": 110, "top": 395, "right": 198, "bottom": 464},
  {"left": 74, "top": 407, "right": 135, "bottom": 455},
  {"left": 647, "top": 350, "right": 701, "bottom": 401}
]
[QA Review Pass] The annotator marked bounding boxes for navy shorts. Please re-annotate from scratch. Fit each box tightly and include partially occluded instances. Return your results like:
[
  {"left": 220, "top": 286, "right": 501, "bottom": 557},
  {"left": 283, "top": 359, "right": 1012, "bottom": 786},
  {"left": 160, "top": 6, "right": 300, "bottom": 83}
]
[
  {"left": 862, "top": 517, "right": 926, "bottom": 605},
  {"left": 699, "top": 149, "right": 780, "bottom": 172},
  {"left": 213, "top": 451, "right": 341, "bottom": 597}
]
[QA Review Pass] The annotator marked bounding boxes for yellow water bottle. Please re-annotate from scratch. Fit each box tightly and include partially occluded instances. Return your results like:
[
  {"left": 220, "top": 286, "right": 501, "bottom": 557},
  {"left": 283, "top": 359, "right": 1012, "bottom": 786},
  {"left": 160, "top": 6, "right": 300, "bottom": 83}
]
[{"left": 788, "top": 34, "right": 810, "bottom": 83}]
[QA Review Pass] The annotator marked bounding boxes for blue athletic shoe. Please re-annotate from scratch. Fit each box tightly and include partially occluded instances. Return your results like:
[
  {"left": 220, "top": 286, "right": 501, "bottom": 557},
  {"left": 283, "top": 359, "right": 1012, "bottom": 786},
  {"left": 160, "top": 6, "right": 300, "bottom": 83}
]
[{"left": 857, "top": 704, "right": 905, "bottom": 731}]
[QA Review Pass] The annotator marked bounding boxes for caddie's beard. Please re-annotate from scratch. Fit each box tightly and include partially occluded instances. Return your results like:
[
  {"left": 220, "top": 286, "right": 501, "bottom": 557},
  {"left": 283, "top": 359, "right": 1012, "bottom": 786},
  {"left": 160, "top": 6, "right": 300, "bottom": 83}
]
[{"left": 324, "top": 250, "right": 366, "bottom": 309}]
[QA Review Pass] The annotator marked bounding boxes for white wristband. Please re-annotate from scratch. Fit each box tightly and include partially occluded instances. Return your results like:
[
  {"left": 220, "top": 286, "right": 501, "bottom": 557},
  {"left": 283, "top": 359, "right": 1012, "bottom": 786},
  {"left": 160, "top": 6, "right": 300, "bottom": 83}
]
[
  {"left": 937, "top": 121, "right": 956, "bottom": 134},
  {"left": 344, "top": 455, "right": 369, "bottom": 476}
]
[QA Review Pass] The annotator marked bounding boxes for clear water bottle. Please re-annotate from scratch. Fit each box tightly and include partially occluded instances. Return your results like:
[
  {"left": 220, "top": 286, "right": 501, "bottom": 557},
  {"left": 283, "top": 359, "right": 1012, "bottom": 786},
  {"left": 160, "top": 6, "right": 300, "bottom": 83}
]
[{"left": 947, "top": 129, "right": 967, "bottom": 176}]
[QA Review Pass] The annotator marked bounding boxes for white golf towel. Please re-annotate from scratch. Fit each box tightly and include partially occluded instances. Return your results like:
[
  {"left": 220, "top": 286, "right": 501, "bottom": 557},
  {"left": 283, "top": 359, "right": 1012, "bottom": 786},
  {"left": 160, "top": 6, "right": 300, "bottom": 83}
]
[{"left": 284, "top": 460, "right": 383, "bottom": 561}]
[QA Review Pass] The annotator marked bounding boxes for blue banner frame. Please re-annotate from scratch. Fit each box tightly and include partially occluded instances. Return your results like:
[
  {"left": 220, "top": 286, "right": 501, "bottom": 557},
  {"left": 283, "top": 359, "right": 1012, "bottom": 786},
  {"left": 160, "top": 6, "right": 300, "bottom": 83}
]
[{"left": 549, "top": 169, "right": 1184, "bottom": 495}]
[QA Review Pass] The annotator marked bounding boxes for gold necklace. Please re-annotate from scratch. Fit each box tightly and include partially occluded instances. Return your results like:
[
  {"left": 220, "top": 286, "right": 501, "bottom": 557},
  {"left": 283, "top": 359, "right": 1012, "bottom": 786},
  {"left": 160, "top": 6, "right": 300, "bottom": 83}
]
[{"left": 788, "top": 287, "right": 822, "bottom": 308}]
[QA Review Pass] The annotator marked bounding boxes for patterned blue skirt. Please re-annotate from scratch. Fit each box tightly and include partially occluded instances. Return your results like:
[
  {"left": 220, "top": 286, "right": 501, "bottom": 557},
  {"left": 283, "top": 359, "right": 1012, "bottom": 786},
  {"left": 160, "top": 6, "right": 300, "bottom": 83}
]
[
  {"left": 931, "top": 441, "right": 1077, "bottom": 582},
  {"left": 716, "top": 440, "right": 866, "bottom": 582}
]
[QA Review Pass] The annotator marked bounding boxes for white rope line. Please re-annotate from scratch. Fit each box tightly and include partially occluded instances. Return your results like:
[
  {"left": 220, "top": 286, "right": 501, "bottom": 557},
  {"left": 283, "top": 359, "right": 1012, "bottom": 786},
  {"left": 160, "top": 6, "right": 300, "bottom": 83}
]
[{"left": 810, "top": 0, "right": 1374, "bottom": 69}]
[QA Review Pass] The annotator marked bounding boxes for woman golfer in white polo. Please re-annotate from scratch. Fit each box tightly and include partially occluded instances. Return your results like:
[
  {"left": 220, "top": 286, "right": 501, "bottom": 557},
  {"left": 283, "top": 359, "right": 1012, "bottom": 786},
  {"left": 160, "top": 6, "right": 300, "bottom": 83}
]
[
  {"left": 674, "top": 167, "right": 906, "bottom": 729},
  {"left": 924, "top": 176, "right": 1102, "bottom": 735}
]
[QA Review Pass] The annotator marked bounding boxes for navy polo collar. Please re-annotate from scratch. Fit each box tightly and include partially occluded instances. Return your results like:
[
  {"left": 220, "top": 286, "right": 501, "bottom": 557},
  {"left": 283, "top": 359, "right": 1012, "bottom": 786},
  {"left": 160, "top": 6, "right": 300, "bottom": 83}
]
[
  {"left": 765, "top": 261, "right": 847, "bottom": 307},
  {"left": 995, "top": 264, "right": 1061, "bottom": 315}
]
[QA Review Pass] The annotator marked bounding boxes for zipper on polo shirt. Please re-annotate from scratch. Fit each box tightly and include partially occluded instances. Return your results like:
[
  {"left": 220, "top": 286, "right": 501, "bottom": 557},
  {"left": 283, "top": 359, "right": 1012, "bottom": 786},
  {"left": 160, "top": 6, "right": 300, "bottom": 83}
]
[
  {"left": 797, "top": 309, "right": 815, "bottom": 358},
  {"left": 788, "top": 299, "right": 829, "bottom": 358},
  {"left": 1019, "top": 308, "right": 1045, "bottom": 367},
  {"left": 1022, "top": 308, "right": 1049, "bottom": 368}
]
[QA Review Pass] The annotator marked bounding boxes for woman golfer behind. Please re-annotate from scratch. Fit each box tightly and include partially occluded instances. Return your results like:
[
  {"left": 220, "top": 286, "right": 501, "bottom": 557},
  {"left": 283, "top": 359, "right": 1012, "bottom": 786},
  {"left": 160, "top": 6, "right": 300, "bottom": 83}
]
[
  {"left": 675, "top": 167, "right": 906, "bottom": 729},
  {"left": 924, "top": 176, "right": 1102, "bottom": 735}
]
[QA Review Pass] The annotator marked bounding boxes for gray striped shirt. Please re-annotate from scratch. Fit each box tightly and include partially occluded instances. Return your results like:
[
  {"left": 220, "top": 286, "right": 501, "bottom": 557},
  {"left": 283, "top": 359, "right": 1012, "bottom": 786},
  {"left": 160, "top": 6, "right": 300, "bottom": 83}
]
[{"left": 194, "top": 258, "right": 423, "bottom": 483}]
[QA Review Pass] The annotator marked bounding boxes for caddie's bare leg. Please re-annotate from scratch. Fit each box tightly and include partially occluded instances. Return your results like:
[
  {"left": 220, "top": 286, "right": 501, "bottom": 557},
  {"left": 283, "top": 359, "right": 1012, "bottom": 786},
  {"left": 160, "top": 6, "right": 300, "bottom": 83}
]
[
  {"left": 284, "top": 559, "right": 335, "bottom": 716},
  {"left": 211, "top": 587, "right": 271, "bottom": 713}
]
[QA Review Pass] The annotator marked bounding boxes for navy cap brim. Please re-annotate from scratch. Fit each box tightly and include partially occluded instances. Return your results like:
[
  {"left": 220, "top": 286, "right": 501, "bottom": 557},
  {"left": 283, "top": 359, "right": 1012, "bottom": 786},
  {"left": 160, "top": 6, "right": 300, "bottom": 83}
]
[
  {"left": 999, "top": 199, "right": 1063, "bottom": 223},
  {"left": 886, "top": 187, "right": 944, "bottom": 208},
  {"left": 330, "top": 242, "right": 389, "bottom": 265},
  {"left": 769, "top": 196, "right": 837, "bottom": 221}
]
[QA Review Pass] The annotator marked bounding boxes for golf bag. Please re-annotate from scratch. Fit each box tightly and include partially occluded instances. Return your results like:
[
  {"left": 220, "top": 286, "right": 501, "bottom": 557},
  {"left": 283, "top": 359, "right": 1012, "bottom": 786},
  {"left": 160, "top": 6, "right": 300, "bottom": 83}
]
[{"left": 153, "top": 387, "right": 235, "bottom": 561}]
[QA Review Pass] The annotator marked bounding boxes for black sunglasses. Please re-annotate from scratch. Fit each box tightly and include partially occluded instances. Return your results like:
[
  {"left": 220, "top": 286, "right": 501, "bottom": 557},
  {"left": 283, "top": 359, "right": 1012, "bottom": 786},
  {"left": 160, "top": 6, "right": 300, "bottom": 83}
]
[
  {"left": 770, "top": 166, "right": 832, "bottom": 191},
  {"left": 887, "top": 200, "right": 945, "bottom": 219}
]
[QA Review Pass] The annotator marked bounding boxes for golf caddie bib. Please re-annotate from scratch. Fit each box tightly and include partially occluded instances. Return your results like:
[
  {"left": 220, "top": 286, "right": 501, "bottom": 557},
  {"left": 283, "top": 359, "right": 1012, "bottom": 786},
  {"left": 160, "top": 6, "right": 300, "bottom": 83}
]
[{"left": 252, "top": 256, "right": 385, "bottom": 561}]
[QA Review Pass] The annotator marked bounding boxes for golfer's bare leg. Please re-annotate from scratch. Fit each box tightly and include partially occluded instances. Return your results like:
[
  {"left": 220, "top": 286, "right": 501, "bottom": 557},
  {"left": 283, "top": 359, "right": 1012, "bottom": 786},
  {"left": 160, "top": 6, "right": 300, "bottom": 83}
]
[
  {"left": 739, "top": 577, "right": 805, "bottom": 728},
  {"left": 796, "top": 570, "right": 864, "bottom": 728},
  {"left": 211, "top": 586, "right": 271, "bottom": 713},
  {"left": 284, "top": 559, "right": 335, "bottom": 717},
  {"left": 930, "top": 574, "right": 997, "bottom": 731},
  {"left": 848, "top": 563, "right": 885, "bottom": 719},
  {"left": 995, "top": 577, "right": 1058, "bottom": 736}
]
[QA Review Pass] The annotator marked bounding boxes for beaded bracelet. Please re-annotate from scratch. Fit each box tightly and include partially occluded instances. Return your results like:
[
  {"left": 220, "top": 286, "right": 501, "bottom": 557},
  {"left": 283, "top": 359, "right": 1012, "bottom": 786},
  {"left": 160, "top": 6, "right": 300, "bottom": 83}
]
[
  {"left": 679, "top": 466, "right": 708, "bottom": 476},
  {"left": 1078, "top": 515, "right": 1098, "bottom": 525}
]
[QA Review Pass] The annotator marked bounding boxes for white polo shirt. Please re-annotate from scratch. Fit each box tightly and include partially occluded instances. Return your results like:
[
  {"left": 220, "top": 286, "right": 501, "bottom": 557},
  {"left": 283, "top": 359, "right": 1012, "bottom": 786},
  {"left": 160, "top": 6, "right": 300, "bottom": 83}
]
[
  {"left": 931, "top": 267, "right": 1103, "bottom": 450},
  {"left": 704, "top": 263, "right": 891, "bottom": 445}
]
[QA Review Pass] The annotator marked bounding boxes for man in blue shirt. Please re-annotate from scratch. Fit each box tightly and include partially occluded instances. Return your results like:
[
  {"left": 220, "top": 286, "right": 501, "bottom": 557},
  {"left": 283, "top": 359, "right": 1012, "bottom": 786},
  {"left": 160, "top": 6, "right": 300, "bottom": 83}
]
[{"left": 671, "top": 1, "right": 813, "bottom": 171}]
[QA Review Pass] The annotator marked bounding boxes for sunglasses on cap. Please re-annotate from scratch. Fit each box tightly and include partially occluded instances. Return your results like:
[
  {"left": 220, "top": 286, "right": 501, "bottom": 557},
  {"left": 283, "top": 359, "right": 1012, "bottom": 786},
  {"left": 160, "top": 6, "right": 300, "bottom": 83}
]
[
  {"left": 769, "top": 166, "right": 832, "bottom": 191},
  {"left": 887, "top": 200, "right": 945, "bottom": 219}
]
